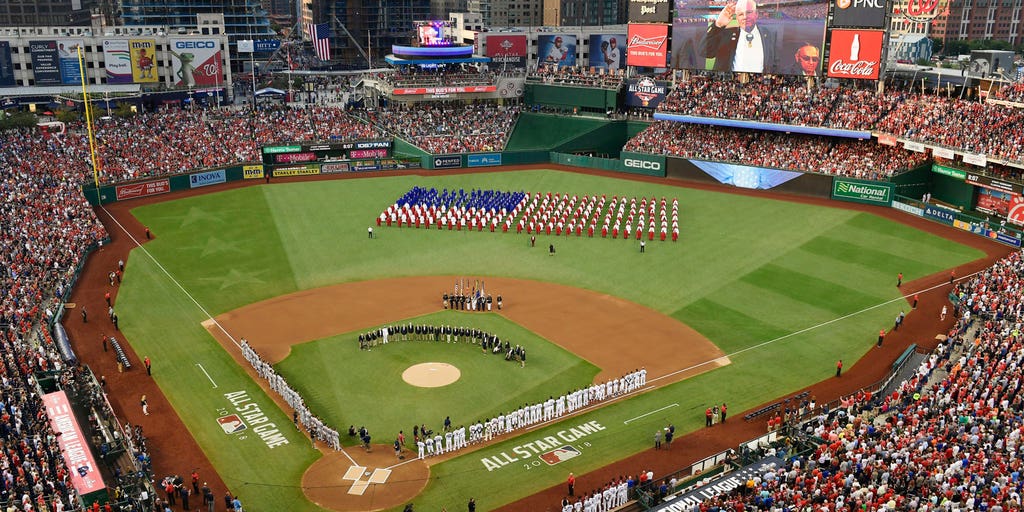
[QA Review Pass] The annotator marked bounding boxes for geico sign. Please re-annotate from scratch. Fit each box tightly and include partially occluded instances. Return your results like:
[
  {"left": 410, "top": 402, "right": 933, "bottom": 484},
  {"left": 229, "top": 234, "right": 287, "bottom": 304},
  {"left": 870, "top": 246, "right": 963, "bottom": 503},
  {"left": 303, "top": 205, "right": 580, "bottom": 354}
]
[
  {"left": 623, "top": 158, "right": 661, "bottom": 170},
  {"left": 175, "top": 41, "right": 216, "bottom": 49}
]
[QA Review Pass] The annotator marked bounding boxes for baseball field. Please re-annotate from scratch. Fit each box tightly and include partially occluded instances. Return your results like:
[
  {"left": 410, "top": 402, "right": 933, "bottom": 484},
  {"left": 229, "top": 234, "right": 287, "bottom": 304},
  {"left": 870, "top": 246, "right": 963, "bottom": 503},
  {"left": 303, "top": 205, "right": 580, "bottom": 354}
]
[{"left": 108, "top": 168, "right": 983, "bottom": 511}]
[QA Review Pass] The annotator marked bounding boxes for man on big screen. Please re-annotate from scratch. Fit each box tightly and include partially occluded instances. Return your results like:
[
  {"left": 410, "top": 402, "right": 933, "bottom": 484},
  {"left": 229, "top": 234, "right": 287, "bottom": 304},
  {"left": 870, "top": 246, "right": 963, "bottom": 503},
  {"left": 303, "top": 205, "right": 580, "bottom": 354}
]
[{"left": 703, "top": 0, "right": 778, "bottom": 73}]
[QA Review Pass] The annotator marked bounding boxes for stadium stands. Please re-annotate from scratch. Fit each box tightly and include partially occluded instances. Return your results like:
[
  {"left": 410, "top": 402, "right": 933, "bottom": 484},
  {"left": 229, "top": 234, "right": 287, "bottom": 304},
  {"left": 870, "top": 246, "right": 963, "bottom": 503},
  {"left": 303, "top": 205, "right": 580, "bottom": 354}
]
[{"left": 361, "top": 103, "right": 520, "bottom": 154}]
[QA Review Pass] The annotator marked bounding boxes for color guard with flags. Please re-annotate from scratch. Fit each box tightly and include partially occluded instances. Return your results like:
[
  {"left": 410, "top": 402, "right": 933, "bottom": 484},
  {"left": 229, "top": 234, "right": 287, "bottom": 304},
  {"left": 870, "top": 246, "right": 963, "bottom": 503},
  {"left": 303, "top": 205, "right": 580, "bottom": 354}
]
[{"left": 306, "top": 22, "right": 331, "bottom": 61}]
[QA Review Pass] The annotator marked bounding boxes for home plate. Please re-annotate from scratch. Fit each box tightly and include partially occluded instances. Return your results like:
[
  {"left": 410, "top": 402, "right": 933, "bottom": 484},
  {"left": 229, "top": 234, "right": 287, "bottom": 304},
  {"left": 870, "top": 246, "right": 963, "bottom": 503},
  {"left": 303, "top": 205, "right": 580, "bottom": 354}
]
[
  {"left": 342, "top": 465, "right": 366, "bottom": 481},
  {"left": 348, "top": 480, "right": 369, "bottom": 495},
  {"left": 368, "top": 468, "right": 391, "bottom": 484}
]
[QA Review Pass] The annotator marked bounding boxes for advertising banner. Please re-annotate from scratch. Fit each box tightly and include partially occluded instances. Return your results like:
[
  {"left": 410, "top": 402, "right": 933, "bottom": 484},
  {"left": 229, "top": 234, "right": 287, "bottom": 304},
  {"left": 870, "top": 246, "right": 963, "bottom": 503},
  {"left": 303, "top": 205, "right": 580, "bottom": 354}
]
[
  {"left": 0, "top": 42, "right": 14, "bottom": 87},
  {"left": 275, "top": 152, "right": 317, "bottom": 164},
  {"left": 321, "top": 162, "right": 351, "bottom": 173},
  {"left": 588, "top": 34, "right": 626, "bottom": 70},
  {"left": 486, "top": 35, "right": 527, "bottom": 69},
  {"left": 273, "top": 164, "right": 321, "bottom": 177},
  {"left": 831, "top": 0, "right": 888, "bottom": 28},
  {"left": 242, "top": 164, "right": 264, "bottom": 179},
  {"left": 30, "top": 40, "right": 62, "bottom": 85},
  {"left": 962, "top": 153, "right": 987, "bottom": 167},
  {"left": 629, "top": 0, "right": 673, "bottom": 23},
  {"left": 350, "top": 149, "right": 388, "bottom": 159},
  {"left": 433, "top": 155, "right": 462, "bottom": 169},
  {"left": 189, "top": 169, "right": 226, "bottom": 188},
  {"left": 671, "top": 0, "right": 827, "bottom": 75},
  {"left": 653, "top": 458, "right": 784, "bottom": 512},
  {"left": 116, "top": 179, "right": 170, "bottom": 200},
  {"left": 263, "top": 145, "right": 302, "bottom": 154},
  {"left": 352, "top": 161, "right": 381, "bottom": 171},
  {"left": 831, "top": 177, "right": 893, "bottom": 206},
  {"left": 42, "top": 392, "right": 105, "bottom": 495},
  {"left": 392, "top": 86, "right": 496, "bottom": 95},
  {"left": 932, "top": 146, "right": 955, "bottom": 159},
  {"left": 58, "top": 39, "right": 84, "bottom": 85},
  {"left": 877, "top": 134, "right": 896, "bottom": 146},
  {"left": 826, "top": 29, "right": 884, "bottom": 80},
  {"left": 923, "top": 204, "right": 957, "bottom": 225},
  {"left": 625, "top": 77, "right": 670, "bottom": 108},
  {"left": 538, "top": 35, "right": 577, "bottom": 68},
  {"left": 254, "top": 39, "right": 281, "bottom": 53},
  {"left": 903, "top": 140, "right": 925, "bottom": 153},
  {"left": 354, "top": 140, "right": 392, "bottom": 149},
  {"left": 931, "top": 163, "right": 967, "bottom": 179},
  {"left": 1009, "top": 195, "right": 1024, "bottom": 226},
  {"left": 170, "top": 39, "right": 222, "bottom": 87},
  {"left": 626, "top": 24, "right": 670, "bottom": 68},
  {"left": 468, "top": 153, "right": 502, "bottom": 167},
  {"left": 621, "top": 152, "right": 667, "bottom": 176},
  {"left": 965, "top": 172, "right": 1021, "bottom": 195},
  {"left": 129, "top": 39, "right": 159, "bottom": 83},
  {"left": 994, "top": 231, "right": 1022, "bottom": 248},
  {"left": 975, "top": 187, "right": 1013, "bottom": 216},
  {"left": 102, "top": 40, "right": 133, "bottom": 84}
]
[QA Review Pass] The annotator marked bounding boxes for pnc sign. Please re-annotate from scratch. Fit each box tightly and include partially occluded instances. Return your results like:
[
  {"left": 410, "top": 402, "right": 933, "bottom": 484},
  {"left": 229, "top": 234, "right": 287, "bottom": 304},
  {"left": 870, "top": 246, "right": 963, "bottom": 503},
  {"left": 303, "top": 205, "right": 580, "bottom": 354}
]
[{"left": 832, "top": 0, "right": 887, "bottom": 28}]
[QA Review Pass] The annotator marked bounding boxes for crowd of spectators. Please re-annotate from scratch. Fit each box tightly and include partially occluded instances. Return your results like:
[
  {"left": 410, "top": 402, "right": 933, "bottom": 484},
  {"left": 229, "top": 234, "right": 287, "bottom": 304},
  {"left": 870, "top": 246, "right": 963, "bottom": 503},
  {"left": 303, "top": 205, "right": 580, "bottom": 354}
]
[
  {"left": 379, "top": 66, "right": 496, "bottom": 89},
  {"left": 666, "top": 251, "right": 1024, "bottom": 510},
  {"left": 625, "top": 121, "right": 927, "bottom": 179},
  {"left": 67, "top": 107, "right": 383, "bottom": 183},
  {"left": 528, "top": 67, "right": 624, "bottom": 89},
  {"left": 0, "top": 126, "right": 109, "bottom": 511},
  {"left": 361, "top": 103, "right": 519, "bottom": 154},
  {"left": 655, "top": 75, "right": 1024, "bottom": 166},
  {"left": 992, "top": 82, "right": 1024, "bottom": 104}
]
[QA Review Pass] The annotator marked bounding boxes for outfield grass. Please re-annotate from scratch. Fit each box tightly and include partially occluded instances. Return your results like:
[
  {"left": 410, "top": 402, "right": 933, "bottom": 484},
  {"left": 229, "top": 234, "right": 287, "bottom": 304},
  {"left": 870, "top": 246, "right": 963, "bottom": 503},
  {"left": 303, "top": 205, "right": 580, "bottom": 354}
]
[
  {"left": 116, "top": 169, "right": 984, "bottom": 511},
  {"left": 276, "top": 310, "right": 600, "bottom": 445}
]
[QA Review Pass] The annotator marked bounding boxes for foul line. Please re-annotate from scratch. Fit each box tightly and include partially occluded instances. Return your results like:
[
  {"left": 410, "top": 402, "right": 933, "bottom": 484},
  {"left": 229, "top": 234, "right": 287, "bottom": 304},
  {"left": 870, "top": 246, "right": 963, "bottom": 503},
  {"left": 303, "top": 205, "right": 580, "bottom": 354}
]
[
  {"left": 649, "top": 273, "right": 983, "bottom": 385},
  {"left": 100, "top": 206, "right": 358, "bottom": 467},
  {"left": 623, "top": 403, "right": 678, "bottom": 424},
  {"left": 196, "top": 363, "right": 218, "bottom": 388}
]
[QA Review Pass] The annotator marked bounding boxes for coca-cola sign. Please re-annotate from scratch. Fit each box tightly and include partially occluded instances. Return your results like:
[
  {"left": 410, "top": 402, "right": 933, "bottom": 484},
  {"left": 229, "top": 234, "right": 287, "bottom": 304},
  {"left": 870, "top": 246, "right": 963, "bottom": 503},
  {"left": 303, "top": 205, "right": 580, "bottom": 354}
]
[{"left": 826, "top": 29, "right": 884, "bottom": 80}]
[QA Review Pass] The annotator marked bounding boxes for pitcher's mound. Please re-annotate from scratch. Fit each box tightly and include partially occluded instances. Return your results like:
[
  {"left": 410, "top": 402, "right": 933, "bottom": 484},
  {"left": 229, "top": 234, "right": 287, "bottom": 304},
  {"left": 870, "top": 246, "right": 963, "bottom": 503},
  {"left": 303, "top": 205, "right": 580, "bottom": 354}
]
[{"left": 402, "top": 362, "right": 460, "bottom": 388}]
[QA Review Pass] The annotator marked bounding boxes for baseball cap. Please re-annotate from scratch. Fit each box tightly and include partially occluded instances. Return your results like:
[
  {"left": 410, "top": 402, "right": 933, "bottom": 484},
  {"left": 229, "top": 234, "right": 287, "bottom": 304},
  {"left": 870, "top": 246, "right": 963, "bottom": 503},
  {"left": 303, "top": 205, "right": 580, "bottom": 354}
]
[
  {"left": 555, "top": 36, "right": 562, "bottom": 43},
  {"left": 610, "top": 37, "right": 616, "bottom": 43}
]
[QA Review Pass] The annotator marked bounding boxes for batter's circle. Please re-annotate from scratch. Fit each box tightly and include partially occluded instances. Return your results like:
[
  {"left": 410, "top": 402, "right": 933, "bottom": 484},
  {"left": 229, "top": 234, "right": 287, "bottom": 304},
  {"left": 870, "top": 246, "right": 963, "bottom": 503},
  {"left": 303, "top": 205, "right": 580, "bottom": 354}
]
[{"left": 402, "top": 362, "right": 461, "bottom": 387}]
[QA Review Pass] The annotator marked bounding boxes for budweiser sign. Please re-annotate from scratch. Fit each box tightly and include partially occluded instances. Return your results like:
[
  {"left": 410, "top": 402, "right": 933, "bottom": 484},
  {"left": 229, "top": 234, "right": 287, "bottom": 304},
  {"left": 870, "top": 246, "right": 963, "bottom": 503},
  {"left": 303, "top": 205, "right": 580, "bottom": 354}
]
[
  {"left": 828, "top": 59, "right": 879, "bottom": 77},
  {"left": 626, "top": 24, "right": 669, "bottom": 67},
  {"left": 827, "top": 30, "right": 884, "bottom": 80},
  {"left": 628, "top": 34, "right": 666, "bottom": 50}
]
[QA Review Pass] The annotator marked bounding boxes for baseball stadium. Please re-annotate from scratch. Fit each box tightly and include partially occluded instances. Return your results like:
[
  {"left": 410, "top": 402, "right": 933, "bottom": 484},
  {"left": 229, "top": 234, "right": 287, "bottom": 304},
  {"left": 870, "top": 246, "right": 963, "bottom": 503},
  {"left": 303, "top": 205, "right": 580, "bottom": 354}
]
[{"left": 2, "top": 1, "right": 1024, "bottom": 511}]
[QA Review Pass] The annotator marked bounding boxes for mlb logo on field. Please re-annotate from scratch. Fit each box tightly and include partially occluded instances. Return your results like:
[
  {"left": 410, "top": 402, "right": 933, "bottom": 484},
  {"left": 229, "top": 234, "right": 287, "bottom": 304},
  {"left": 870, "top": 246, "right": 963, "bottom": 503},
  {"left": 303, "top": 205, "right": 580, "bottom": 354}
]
[
  {"left": 217, "top": 414, "right": 247, "bottom": 434},
  {"left": 540, "top": 445, "right": 581, "bottom": 466}
]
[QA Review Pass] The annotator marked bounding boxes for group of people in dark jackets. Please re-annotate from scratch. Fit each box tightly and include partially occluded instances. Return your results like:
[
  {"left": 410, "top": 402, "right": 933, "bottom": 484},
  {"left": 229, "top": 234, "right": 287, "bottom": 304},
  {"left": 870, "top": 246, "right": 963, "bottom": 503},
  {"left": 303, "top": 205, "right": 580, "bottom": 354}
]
[
  {"left": 357, "top": 324, "right": 527, "bottom": 365},
  {"left": 442, "top": 293, "right": 502, "bottom": 312}
]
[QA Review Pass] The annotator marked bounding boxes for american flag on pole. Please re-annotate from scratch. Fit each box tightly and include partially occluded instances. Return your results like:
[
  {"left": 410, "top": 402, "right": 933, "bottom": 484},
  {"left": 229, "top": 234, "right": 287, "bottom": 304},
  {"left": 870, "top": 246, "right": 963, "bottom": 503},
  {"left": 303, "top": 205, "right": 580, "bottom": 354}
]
[{"left": 306, "top": 22, "right": 331, "bottom": 61}]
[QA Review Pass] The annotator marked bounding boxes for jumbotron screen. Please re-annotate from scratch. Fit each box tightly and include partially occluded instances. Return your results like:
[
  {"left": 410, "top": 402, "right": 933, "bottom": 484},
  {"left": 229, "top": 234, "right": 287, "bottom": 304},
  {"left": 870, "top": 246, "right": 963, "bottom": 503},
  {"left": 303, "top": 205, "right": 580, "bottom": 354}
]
[
  {"left": 672, "top": 0, "right": 828, "bottom": 76},
  {"left": 416, "top": 21, "right": 451, "bottom": 47}
]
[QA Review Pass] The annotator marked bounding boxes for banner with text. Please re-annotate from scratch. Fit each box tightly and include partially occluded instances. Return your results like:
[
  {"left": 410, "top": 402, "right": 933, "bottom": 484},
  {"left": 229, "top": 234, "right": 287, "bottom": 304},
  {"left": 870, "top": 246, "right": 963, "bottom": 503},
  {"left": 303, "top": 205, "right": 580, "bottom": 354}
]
[
  {"left": 831, "top": 0, "right": 888, "bottom": 28},
  {"left": 129, "top": 39, "right": 159, "bottom": 83},
  {"left": 42, "top": 391, "right": 106, "bottom": 495},
  {"left": 486, "top": 35, "right": 527, "bottom": 69},
  {"left": 625, "top": 77, "right": 669, "bottom": 108},
  {"left": 826, "top": 29, "right": 884, "bottom": 80},
  {"left": 170, "top": 39, "right": 222, "bottom": 87},
  {"left": 116, "top": 179, "right": 170, "bottom": 200},
  {"left": 923, "top": 204, "right": 957, "bottom": 225},
  {"left": 626, "top": 24, "right": 669, "bottom": 68},
  {"left": 392, "top": 85, "right": 496, "bottom": 95},
  {"left": 831, "top": 177, "right": 893, "bottom": 206},
  {"left": 58, "top": 39, "right": 84, "bottom": 85},
  {"left": 102, "top": 39, "right": 133, "bottom": 84},
  {"left": 29, "top": 40, "right": 62, "bottom": 85},
  {"left": 0, "top": 42, "right": 14, "bottom": 87},
  {"left": 629, "top": 0, "right": 673, "bottom": 23}
]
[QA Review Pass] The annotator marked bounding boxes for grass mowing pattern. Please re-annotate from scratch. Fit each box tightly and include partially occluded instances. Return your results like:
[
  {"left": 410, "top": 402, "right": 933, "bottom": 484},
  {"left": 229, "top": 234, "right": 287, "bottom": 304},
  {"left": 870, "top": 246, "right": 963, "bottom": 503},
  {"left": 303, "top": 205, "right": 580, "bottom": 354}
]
[{"left": 118, "top": 170, "right": 985, "bottom": 511}]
